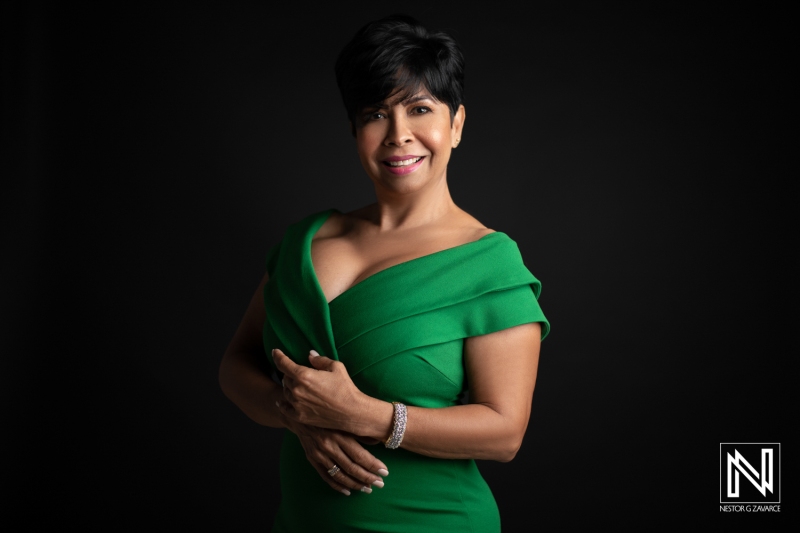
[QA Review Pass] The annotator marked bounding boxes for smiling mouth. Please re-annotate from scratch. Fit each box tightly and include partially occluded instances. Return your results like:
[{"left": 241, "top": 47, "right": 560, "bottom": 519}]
[{"left": 384, "top": 156, "right": 423, "bottom": 167}]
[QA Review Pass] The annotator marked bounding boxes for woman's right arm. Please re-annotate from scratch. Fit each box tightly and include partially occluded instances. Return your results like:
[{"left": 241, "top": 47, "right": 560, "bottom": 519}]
[
  {"left": 219, "top": 272, "right": 286, "bottom": 427},
  {"left": 218, "top": 272, "right": 388, "bottom": 494}
]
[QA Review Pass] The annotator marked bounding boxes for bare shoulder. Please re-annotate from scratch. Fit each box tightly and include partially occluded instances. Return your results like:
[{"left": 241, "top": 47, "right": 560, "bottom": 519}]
[
  {"left": 314, "top": 204, "right": 378, "bottom": 241},
  {"left": 312, "top": 210, "right": 355, "bottom": 241},
  {"left": 451, "top": 208, "right": 495, "bottom": 243}
]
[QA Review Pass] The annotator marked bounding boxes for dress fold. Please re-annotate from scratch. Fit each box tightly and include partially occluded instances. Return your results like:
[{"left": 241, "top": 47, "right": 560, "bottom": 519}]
[
  {"left": 264, "top": 210, "right": 339, "bottom": 364},
  {"left": 263, "top": 209, "right": 549, "bottom": 533}
]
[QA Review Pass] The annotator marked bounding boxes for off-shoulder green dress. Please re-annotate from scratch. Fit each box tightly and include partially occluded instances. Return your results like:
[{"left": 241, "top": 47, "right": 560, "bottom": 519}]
[{"left": 263, "top": 210, "right": 549, "bottom": 533}]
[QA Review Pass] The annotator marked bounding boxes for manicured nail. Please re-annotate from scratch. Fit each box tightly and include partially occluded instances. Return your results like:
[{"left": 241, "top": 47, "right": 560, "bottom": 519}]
[
  {"left": 310, "top": 350, "right": 320, "bottom": 357},
  {"left": 360, "top": 486, "right": 372, "bottom": 494},
  {"left": 377, "top": 469, "right": 389, "bottom": 476},
  {"left": 340, "top": 489, "right": 351, "bottom": 496},
  {"left": 372, "top": 479, "right": 384, "bottom": 488}
]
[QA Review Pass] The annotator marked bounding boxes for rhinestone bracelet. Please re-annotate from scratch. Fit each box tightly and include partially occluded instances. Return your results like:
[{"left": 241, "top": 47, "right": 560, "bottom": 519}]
[{"left": 384, "top": 402, "right": 407, "bottom": 449}]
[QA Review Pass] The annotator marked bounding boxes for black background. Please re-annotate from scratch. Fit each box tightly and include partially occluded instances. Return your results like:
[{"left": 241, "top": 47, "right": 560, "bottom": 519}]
[{"left": 3, "top": 1, "right": 794, "bottom": 530}]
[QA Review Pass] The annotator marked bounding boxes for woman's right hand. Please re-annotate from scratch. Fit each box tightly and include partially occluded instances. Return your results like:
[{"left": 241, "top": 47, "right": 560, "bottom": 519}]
[{"left": 285, "top": 418, "right": 389, "bottom": 496}]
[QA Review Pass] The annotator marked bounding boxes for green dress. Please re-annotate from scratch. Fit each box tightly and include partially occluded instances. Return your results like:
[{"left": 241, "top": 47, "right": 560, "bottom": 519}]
[{"left": 263, "top": 209, "right": 549, "bottom": 533}]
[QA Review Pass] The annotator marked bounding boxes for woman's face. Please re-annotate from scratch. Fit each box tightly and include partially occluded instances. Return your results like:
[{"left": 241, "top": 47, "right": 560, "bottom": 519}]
[{"left": 354, "top": 90, "right": 465, "bottom": 197}]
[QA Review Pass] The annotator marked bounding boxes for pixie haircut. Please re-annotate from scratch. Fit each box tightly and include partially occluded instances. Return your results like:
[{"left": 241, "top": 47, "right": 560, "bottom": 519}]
[{"left": 335, "top": 14, "right": 465, "bottom": 130}]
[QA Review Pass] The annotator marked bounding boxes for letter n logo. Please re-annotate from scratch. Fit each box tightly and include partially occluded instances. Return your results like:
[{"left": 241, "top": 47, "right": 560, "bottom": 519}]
[{"left": 720, "top": 443, "right": 780, "bottom": 504}]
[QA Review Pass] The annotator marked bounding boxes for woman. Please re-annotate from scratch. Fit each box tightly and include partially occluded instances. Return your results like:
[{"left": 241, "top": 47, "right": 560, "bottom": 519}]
[{"left": 220, "top": 14, "right": 549, "bottom": 532}]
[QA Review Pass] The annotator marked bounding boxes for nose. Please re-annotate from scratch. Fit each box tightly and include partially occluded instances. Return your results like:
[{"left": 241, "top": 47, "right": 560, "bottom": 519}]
[{"left": 383, "top": 114, "right": 413, "bottom": 146}]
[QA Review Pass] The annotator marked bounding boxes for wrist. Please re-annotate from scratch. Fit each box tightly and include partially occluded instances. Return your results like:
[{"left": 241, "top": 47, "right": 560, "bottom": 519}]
[
  {"left": 383, "top": 402, "right": 407, "bottom": 449},
  {"left": 267, "top": 385, "right": 292, "bottom": 429},
  {"left": 349, "top": 394, "right": 394, "bottom": 440}
]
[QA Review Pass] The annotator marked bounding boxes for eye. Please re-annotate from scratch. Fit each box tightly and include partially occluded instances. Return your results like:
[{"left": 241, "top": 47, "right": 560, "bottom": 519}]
[
  {"left": 363, "top": 111, "right": 386, "bottom": 121},
  {"left": 412, "top": 106, "right": 431, "bottom": 115}
]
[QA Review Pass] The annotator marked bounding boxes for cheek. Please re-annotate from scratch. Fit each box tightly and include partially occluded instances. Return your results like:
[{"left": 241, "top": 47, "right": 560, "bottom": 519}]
[
  {"left": 427, "top": 130, "right": 449, "bottom": 157},
  {"left": 423, "top": 120, "right": 451, "bottom": 152},
  {"left": 355, "top": 138, "right": 377, "bottom": 164}
]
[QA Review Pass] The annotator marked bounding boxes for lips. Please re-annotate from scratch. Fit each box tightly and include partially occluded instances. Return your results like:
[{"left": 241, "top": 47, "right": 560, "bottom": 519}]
[{"left": 382, "top": 155, "right": 425, "bottom": 175}]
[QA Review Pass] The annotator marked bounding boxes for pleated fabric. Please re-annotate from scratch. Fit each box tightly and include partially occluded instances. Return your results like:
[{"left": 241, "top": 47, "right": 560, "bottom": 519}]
[{"left": 263, "top": 209, "right": 549, "bottom": 533}]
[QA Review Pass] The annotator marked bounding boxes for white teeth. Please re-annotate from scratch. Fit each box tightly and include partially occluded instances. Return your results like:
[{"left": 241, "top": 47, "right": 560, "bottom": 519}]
[{"left": 387, "top": 157, "right": 422, "bottom": 167}]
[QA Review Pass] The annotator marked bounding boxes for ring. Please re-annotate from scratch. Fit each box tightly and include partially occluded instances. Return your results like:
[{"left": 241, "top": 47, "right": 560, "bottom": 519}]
[{"left": 327, "top": 464, "right": 340, "bottom": 477}]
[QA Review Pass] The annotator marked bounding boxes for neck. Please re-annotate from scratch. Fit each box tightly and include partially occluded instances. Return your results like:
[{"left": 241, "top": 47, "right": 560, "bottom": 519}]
[{"left": 367, "top": 174, "right": 457, "bottom": 231}]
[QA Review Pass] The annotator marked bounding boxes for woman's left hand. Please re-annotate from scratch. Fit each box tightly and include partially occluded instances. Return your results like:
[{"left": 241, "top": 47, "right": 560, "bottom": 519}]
[{"left": 272, "top": 348, "right": 371, "bottom": 435}]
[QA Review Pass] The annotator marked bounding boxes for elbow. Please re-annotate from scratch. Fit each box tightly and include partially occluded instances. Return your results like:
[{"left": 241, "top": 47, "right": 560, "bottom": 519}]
[
  {"left": 478, "top": 408, "right": 529, "bottom": 462},
  {"left": 496, "top": 434, "right": 524, "bottom": 463},
  {"left": 491, "top": 418, "right": 527, "bottom": 462}
]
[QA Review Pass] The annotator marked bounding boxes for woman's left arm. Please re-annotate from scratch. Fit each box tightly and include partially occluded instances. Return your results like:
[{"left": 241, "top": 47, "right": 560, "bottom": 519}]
[{"left": 274, "top": 322, "right": 541, "bottom": 462}]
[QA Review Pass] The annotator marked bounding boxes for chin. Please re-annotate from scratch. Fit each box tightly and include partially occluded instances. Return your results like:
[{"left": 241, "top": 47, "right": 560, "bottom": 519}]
[{"left": 376, "top": 177, "right": 429, "bottom": 196}]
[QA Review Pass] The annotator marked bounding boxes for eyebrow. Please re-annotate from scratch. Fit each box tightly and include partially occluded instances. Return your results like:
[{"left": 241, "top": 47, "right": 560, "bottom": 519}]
[{"left": 400, "top": 94, "right": 434, "bottom": 105}]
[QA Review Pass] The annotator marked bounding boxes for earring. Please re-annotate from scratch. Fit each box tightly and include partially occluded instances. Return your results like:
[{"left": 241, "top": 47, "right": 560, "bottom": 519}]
[{"left": 454, "top": 138, "right": 460, "bottom": 147}]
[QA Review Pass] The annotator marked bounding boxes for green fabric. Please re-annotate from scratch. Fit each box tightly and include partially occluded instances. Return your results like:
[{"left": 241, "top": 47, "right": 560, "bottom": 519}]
[{"left": 263, "top": 209, "right": 549, "bottom": 533}]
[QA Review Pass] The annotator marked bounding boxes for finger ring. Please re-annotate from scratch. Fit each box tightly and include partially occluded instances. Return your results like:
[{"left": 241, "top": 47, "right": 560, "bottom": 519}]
[{"left": 327, "top": 464, "right": 340, "bottom": 477}]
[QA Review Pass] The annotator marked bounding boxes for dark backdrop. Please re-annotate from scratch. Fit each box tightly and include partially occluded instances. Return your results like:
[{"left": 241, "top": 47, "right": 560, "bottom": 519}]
[{"left": 3, "top": 1, "right": 793, "bottom": 530}]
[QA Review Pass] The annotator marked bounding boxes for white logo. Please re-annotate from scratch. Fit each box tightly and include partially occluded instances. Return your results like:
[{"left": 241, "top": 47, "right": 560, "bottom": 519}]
[
  {"left": 727, "top": 448, "right": 773, "bottom": 497},
  {"left": 720, "top": 443, "right": 780, "bottom": 504}
]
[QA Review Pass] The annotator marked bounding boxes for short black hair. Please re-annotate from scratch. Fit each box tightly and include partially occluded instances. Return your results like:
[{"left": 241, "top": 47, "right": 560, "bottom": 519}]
[{"left": 335, "top": 14, "right": 465, "bottom": 129}]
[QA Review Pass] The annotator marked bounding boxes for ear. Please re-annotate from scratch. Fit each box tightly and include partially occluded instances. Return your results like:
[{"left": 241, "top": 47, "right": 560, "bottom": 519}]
[{"left": 452, "top": 105, "right": 465, "bottom": 148}]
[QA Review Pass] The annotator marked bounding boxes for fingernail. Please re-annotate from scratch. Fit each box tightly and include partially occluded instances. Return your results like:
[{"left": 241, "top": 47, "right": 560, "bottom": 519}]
[
  {"left": 271, "top": 349, "right": 276, "bottom": 356},
  {"left": 360, "top": 486, "right": 372, "bottom": 494},
  {"left": 310, "top": 350, "right": 320, "bottom": 357},
  {"left": 377, "top": 469, "right": 389, "bottom": 476},
  {"left": 372, "top": 479, "right": 384, "bottom": 488},
  {"left": 275, "top": 401, "right": 281, "bottom": 408},
  {"left": 340, "top": 489, "right": 351, "bottom": 496}
]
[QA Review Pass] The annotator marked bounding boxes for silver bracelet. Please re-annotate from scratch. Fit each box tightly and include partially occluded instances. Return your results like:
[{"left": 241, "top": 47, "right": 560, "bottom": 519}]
[{"left": 384, "top": 402, "right": 407, "bottom": 449}]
